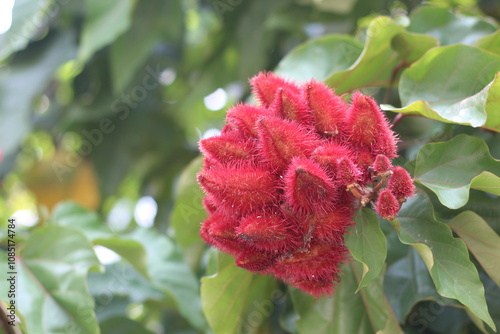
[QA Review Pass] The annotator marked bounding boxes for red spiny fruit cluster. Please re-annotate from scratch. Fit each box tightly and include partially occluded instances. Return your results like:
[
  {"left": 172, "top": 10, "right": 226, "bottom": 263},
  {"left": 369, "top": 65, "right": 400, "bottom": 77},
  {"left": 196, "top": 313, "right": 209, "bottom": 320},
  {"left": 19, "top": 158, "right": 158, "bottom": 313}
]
[{"left": 197, "top": 72, "right": 414, "bottom": 296}]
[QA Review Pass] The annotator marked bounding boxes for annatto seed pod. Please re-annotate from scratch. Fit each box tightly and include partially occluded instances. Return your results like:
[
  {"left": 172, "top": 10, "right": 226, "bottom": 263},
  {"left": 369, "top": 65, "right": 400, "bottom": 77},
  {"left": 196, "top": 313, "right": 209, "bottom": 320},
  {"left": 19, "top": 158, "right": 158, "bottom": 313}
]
[
  {"left": 375, "top": 189, "right": 400, "bottom": 221},
  {"left": 197, "top": 72, "right": 414, "bottom": 297},
  {"left": 387, "top": 166, "right": 415, "bottom": 202}
]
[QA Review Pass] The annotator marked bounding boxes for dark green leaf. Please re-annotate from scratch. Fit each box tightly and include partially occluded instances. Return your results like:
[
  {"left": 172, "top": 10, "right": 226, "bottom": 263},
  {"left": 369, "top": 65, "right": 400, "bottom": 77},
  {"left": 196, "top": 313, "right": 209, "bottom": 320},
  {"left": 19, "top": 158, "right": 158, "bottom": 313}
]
[
  {"left": 384, "top": 45, "right": 500, "bottom": 131},
  {"left": 200, "top": 251, "right": 278, "bottom": 334},
  {"left": 78, "top": 0, "right": 136, "bottom": 63},
  {"left": 275, "top": 35, "right": 363, "bottom": 82},
  {"left": 391, "top": 31, "right": 439, "bottom": 64},
  {"left": 98, "top": 317, "right": 154, "bottom": 334},
  {"left": 448, "top": 211, "right": 500, "bottom": 287},
  {"left": 391, "top": 191, "right": 495, "bottom": 330},
  {"left": 407, "top": 6, "right": 497, "bottom": 46},
  {"left": 384, "top": 247, "right": 456, "bottom": 322},
  {"left": 290, "top": 261, "right": 402, "bottom": 334},
  {"left": 413, "top": 135, "right": 500, "bottom": 209},
  {"left": 345, "top": 208, "right": 387, "bottom": 292},
  {"left": 325, "top": 16, "right": 404, "bottom": 93}
]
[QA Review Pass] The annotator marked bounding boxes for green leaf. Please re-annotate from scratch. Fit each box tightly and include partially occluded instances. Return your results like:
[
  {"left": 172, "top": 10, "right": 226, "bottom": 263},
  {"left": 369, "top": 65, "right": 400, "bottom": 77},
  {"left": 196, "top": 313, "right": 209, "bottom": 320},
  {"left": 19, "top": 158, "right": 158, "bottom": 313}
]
[
  {"left": 0, "top": 32, "right": 76, "bottom": 156},
  {"left": 200, "top": 251, "right": 278, "bottom": 334},
  {"left": 413, "top": 135, "right": 500, "bottom": 209},
  {"left": 0, "top": 0, "right": 52, "bottom": 60},
  {"left": 170, "top": 156, "right": 206, "bottom": 249},
  {"left": 110, "top": 0, "right": 183, "bottom": 93},
  {"left": 0, "top": 226, "right": 101, "bottom": 333},
  {"left": 274, "top": 35, "right": 363, "bottom": 83},
  {"left": 52, "top": 202, "right": 148, "bottom": 277},
  {"left": 325, "top": 16, "right": 404, "bottom": 93},
  {"left": 391, "top": 31, "right": 439, "bottom": 64},
  {"left": 345, "top": 208, "right": 387, "bottom": 292},
  {"left": 448, "top": 211, "right": 500, "bottom": 287},
  {"left": 407, "top": 6, "right": 497, "bottom": 46},
  {"left": 128, "top": 228, "right": 207, "bottom": 330},
  {"left": 78, "top": 0, "right": 136, "bottom": 63},
  {"left": 290, "top": 261, "right": 402, "bottom": 334},
  {"left": 475, "top": 30, "right": 500, "bottom": 55},
  {"left": 391, "top": 191, "right": 495, "bottom": 330},
  {"left": 98, "top": 317, "right": 154, "bottom": 334},
  {"left": 384, "top": 247, "right": 455, "bottom": 322},
  {"left": 383, "top": 45, "right": 500, "bottom": 131}
]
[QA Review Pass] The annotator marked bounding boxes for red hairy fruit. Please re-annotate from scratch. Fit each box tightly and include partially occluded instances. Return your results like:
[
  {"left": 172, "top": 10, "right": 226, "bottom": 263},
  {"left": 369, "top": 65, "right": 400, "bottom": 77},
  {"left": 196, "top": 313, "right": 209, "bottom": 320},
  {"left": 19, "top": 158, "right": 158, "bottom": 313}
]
[
  {"left": 388, "top": 166, "right": 415, "bottom": 202},
  {"left": 199, "top": 134, "right": 255, "bottom": 164},
  {"left": 373, "top": 154, "right": 392, "bottom": 175},
  {"left": 375, "top": 189, "right": 400, "bottom": 220},
  {"left": 250, "top": 72, "right": 300, "bottom": 107},
  {"left": 236, "top": 212, "right": 300, "bottom": 251},
  {"left": 257, "top": 116, "right": 318, "bottom": 171},
  {"left": 284, "top": 157, "right": 337, "bottom": 214},
  {"left": 197, "top": 165, "right": 277, "bottom": 213},
  {"left": 269, "top": 88, "right": 312, "bottom": 124},
  {"left": 346, "top": 92, "right": 398, "bottom": 158},
  {"left": 197, "top": 72, "right": 414, "bottom": 297},
  {"left": 304, "top": 79, "right": 349, "bottom": 137}
]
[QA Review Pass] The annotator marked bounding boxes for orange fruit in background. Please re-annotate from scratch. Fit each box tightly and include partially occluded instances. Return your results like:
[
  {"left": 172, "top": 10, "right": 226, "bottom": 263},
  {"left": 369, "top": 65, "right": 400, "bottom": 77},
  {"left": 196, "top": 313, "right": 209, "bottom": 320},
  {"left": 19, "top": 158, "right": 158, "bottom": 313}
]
[{"left": 25, "top": 150, "right": 100, "bottom": 211}]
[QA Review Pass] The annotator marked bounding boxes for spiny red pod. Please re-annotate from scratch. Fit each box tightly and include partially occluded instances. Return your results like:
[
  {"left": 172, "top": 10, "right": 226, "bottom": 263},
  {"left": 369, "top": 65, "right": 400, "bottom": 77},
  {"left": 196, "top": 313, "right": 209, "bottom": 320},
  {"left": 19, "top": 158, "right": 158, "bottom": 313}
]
[
  {"left": 387, "top": 166, "right": 415, "bottom": 202},
  {"left": 197, "top": 72, "right": 414, "bottom": 297},
  {"left": 375, "top": 189, "right": 400, "bottom": 221}
]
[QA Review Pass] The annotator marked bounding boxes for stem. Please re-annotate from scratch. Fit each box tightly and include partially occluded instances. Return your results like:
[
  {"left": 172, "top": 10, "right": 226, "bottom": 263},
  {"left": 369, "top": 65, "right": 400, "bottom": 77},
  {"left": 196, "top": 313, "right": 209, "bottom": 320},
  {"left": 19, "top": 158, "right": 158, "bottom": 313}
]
[
  {"left": 383, "top": 61, "right": 407, "bottom": 104},
  {"left": 0, "top": 305, "right": 16, "bottom": 334},
  {"left": 391, "top": 113, "right": 404, "bottom": 127}
]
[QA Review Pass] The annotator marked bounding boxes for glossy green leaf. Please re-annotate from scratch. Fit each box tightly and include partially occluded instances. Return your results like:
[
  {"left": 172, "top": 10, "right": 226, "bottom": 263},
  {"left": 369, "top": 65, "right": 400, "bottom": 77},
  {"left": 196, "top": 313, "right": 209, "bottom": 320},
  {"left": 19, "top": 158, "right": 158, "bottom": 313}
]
[
  {"left": 0, "top": 32, "right": 75, "bottom": 156},
  {"left": 0, "top": 0, "right": 52, "bottom": 60},
  {"left": 413, "top": 135, "right": 500, "bottom": 209},
  {"left": 384, "top": 247, "right": 456, "bottom": 322},
  {"left": 52, "top": 202, "right": 148, "bottom": 277},
  {"left": 407, "top": 6, "right": 497, "bottom": 46},
  {"left": 475, "top": 30, "right": 500, "bottom": 55},
  {"left": 274, "top": 35, "right": 363, "bottom": 83},
  {"left": 449, "top": 211, "right": 500, "bottom": 287},
  {"left": 391, "top": 191, "right": 495, "bottom": 330},
  {"left": 290, "top": 261, "right": 402, "bottom": 334},
  {"left": 391, "top": 31, "right": 439, "bottom": 63},
  {"left": 128, "top": 228, "right": 207, "bottom": 330},
  {"left": 2, "top": 226, "right": 100, "bottom": 333},
  {"left": 325, "top": 16, "right": 404, "bottom": 93},
  {"left": 345, "top": 208, "right": 387, "bottom": 292},
  {"left": 201, "top": 251, "right": 278, "bottom": 334},
  {"left": 170, "top": 156, "right": 206, "bottom": 249},
  {"left": 78, "top": 0, "right": 136, "bottom": 63},
  {"left": 384, "top": 45, "right": 500, "bottom": 131}
]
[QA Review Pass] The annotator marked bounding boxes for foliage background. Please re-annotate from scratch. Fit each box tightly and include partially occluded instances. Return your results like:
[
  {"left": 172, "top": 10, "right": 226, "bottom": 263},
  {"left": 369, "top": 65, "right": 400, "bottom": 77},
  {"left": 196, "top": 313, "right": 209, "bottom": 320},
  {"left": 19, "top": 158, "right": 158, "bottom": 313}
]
[{"left": 0, "top": 0, "right": 500, "bottom": 333}]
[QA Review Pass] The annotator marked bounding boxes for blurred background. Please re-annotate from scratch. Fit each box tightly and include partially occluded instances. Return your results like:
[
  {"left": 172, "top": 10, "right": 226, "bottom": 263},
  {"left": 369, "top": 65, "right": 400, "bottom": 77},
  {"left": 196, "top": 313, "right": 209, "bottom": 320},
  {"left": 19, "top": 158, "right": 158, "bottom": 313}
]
[
  {"left": 1, "top": 0, "right": 500, "bottom": 333},
  {"left": 3, "top": 0, "right": 499, "bottom": 233}
]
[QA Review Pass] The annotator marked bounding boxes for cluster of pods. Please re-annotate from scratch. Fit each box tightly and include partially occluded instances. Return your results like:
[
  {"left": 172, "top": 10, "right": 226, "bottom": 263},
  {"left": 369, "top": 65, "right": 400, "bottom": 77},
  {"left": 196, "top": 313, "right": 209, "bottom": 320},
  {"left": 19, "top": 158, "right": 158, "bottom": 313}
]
[{"left": 197, "top": 72, "right": 414, "bottom": 296}]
